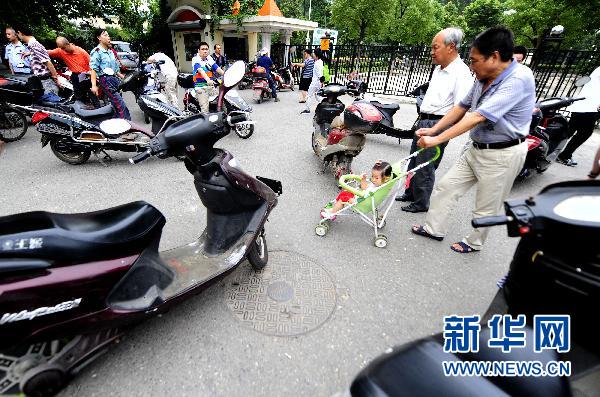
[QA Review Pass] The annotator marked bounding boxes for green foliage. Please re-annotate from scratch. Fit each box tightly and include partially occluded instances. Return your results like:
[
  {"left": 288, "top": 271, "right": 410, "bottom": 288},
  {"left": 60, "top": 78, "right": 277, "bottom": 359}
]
[
  {"left": 331, "top": 0, "right": 393, "bottom": 43},
  {"left": 502, "top": 0, "right": 600, "bottom": 49},
  {"left": 381, "top": 0, "right": 443, "bottom": 44},
  {"left": 463, "top": 0, "right": 505, "bottom": 40},
  {"left": 440, "top": 1, "right": 467, "bottom": 32}
]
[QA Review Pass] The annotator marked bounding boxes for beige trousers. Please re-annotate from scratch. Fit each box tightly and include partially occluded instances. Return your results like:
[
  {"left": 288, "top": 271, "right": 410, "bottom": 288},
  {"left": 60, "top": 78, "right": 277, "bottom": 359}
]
[
  {"left": 164, "top": 75, "right": 179, "bottom": 108},
  {"left": 195, "top": 86, "right": 214, "bottom": 113},
  {"left": 423, "top": 141, "right": 528, "bottom": 250}
]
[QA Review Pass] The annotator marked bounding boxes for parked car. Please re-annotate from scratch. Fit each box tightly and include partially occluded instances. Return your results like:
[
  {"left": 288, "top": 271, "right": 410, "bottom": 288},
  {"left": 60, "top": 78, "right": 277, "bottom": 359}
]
[{"left": 111, "top": 41, "right": 139, "bottom": 71}]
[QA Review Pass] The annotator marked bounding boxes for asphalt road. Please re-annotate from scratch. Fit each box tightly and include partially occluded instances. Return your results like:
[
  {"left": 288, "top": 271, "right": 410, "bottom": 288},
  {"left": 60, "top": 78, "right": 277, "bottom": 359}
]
[{"left": 1, "top": 87, "right": 598, "bottom": 396}]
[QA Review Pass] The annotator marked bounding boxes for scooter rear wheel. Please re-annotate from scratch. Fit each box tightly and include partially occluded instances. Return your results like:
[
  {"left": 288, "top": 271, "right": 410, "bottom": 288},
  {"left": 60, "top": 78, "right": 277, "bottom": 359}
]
[
  {"left": 248, "top": 229, "right": 268, "bottom": 271},
  {"left": 0, "top": 108, "right": 27, "bottom": 142},
  {"left": 50, "top": 138, "right": 91, "bottom": 165}
]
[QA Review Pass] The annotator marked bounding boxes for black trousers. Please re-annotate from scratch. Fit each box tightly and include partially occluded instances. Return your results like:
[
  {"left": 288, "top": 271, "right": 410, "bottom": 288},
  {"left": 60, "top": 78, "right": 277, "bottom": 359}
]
[
  {"left": 558, "top": 112, "right": 599, "bottom": 160},
  {"left": 404, "top": 118, "right": 448, "bottom": 210}
]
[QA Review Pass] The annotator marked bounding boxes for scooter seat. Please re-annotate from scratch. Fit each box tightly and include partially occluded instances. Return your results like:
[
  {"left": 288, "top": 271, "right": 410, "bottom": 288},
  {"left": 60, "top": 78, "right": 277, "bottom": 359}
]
[
  {"left": 0, "top": 201, "right": 166, "bottom": 265},
  {"left": 371, "top": 101, "right": 400, "bottom": 111},
  {"left": 350, "top": 328, "right": 571, "bottom": 397},
  {"left": 73, "top": 100, "right": 114, "bottom": 118}
]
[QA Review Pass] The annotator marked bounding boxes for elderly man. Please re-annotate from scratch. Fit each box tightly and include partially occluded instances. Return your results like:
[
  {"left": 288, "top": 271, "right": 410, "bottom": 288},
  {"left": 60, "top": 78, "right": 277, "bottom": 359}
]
[
  {"left": 147, "top": 51, "right": 178, "bottom": 108},
  {"left": 48, "top": 37, "right": 91, "bottom": 101},
  {"left": 412, "top": 26, "right": 535, "bottom": 253},
  {"left": 4, "top": 27, "right": 31, "bottom": 74},
  {"left": 397, "top": 27, "right": 473, "bottom": 213}
]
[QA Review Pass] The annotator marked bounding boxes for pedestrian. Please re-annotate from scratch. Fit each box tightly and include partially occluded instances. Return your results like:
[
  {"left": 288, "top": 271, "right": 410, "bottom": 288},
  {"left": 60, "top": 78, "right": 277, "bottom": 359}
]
[
  {"left": 47, "top": 37, "right": 92, "bottom": 102},
  {"left": 411, "top": 26, "right": 535, "bottom": 253},
  {"left": 292, "top": 49, "right": 314, "bottom": 103},
  {"left": 396, "top": 27, "right": 474, "bottom": 213},
  {"left": 256, "top": 48, "right": 279, "bottom": 102},
  {"left": 4, "top": 27, "right": 31, "bottom": 74},
  {"left": 89, "top": 28, "right": 131, "bottom": 120},
  {"left": 513, "top": 45, "right": 527, "bottom": 63},
  {"left": 14, "top": 25, "right": 61, "bottom": 96},
  {"left": 147, "top": 51, "right": 179, "bottom": 108},
  {"left": 555, "top": 66, "right": 600, "bottom": 167},
  {"left": 211, "top": 44, "right": 227, "bottom": 69},
  {"left": 301, "top": 49, "right": 323, "bottom": 114},
  {"left": 192, "top": 41, "right": 225, "bottom": 113}
]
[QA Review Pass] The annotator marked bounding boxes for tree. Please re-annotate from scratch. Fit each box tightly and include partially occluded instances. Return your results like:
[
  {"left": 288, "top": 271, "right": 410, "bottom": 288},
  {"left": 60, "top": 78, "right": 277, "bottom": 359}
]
[
  {"left": 440, "top": 1, "right": 467, "bottom": 32},
  {"left": 502, "top": 0, "right": 600, "bottom": 49},
  {"left": 381, "top": 0, "right": 442, "bottom": 44},
  {"left": 330, "top": 0, "right": 392, "bottom": 43},
  {"left": 463, "top": 0, "right": 505, "bottom": 40}
]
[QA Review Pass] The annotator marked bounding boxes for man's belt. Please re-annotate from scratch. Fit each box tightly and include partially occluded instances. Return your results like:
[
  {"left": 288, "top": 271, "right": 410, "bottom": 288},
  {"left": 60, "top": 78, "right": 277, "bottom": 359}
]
[
  {"left": 472, "top": 137, "right": 526, "bottom": 150},
  {"left": 419, "top": 113, "right": 443, "bottom": 120}
]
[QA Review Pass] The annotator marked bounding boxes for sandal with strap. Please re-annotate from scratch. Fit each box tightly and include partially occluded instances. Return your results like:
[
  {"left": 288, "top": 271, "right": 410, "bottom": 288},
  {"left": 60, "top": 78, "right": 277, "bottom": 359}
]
[
  {"left": 450, "top": 241, "right": 477, "bottom": 253},
  {"left": 411, "top": 225, "right": 443, "bottom": 241}
]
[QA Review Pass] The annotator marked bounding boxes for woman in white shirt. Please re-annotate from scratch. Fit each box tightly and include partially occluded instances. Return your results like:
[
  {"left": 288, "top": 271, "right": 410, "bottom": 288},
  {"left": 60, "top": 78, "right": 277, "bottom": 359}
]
[{"left": 556, "top": 67, "right": 600, "bottom": 166}]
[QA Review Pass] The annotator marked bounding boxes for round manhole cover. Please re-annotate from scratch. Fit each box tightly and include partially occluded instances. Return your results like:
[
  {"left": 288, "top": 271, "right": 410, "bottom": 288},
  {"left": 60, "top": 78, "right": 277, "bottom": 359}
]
[{"left": 225, "top": 251, "right": 336, "bottom": 336}]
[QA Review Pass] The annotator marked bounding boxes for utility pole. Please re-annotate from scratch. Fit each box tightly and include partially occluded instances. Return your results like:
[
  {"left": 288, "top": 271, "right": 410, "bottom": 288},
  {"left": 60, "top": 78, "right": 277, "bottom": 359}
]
[{"left": 306, "top": 0, "right": 312, "bottom": 45}]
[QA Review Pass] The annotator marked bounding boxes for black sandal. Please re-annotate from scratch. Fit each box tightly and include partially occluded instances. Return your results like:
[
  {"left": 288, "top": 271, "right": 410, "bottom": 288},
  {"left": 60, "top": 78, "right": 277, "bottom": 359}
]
[
  {"left": 450, "top": 242, "right": 477, "bottom": 253},
  {"left": 411, "top": 225, "right": 443, "bottom": 241}
]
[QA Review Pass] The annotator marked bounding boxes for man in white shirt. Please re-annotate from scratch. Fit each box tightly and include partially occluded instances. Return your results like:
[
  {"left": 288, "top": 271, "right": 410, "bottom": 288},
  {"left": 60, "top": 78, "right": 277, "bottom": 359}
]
[
  {"left": 301, "top": 49, "right": 324, "bottom": 114},
  {"left": 148, "top": 52, "right": 179, "bottom": 108},
  {"left": 397, "top": 27, "right": 474, "bottom": 213},
  {"left": 556, "top": 66, "right": 600, "bottom": 167}
]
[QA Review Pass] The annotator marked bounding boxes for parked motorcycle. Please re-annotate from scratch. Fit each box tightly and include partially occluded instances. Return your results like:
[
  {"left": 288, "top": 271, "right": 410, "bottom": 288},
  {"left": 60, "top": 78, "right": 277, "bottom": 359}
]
[
  {"left": 519, "top": 96, "right": 585, "bottom": 180},
  {"left": 178, "top": 72, "right": 254, "bottom": 139},
  {"left": 350, "top": 180, "right": 600, "bottom": 396},
  {"left": 273, "top": 65, "right": 294, "bottom": 91},
  {"left": 0, "top": 61, "right": 282, "bottom": 397},
  {"left": 123, "top": 60, "right": 171, "bottom": 123},
  {"left": 313, "top": 81, "right": 412, "bottom": 179},
  {"left": 237, "top": 61, "right": 255, "bottom": 90}
]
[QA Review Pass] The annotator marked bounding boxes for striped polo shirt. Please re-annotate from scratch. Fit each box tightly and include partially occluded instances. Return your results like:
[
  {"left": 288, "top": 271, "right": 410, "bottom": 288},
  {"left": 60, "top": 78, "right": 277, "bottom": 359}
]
[
  {"left": 460, "top": 60, "right": 536, "bottom": 144},
  {"left": 26, "top": 38, "right": 52, "bottom": 77},
  {"left": 302, "top": 58, "right": 314, "bottom": 78}
]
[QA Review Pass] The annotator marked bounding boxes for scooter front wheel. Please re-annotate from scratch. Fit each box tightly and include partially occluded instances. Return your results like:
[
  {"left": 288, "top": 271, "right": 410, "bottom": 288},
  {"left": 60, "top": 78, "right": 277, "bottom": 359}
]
[
  {"left": 235, "top": 123, "right": 254, "bottom": 139},
  {"left": 248, "top": 229, "right": 268, "bottom": 271}
]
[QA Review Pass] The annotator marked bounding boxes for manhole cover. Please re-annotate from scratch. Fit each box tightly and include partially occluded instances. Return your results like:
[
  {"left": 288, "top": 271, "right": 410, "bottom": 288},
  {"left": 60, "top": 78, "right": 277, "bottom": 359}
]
[{"left": 225, "top": 251, "right": 336, "bottom": 336}]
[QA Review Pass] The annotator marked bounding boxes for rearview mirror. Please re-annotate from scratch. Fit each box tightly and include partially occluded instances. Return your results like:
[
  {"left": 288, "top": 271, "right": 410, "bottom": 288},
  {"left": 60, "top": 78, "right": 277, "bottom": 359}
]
[
  {"left": 223, "top": 61, "right": 245, "bottom": 88},
  {"left": 575, "top": 76, "right": 590, "bottom": 87}
]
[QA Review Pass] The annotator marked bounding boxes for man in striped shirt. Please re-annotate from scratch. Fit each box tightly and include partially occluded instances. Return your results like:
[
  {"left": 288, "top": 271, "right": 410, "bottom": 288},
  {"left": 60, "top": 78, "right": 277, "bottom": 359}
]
[{"left": 15, "top": 25, "right": 61, "bottom": 95}]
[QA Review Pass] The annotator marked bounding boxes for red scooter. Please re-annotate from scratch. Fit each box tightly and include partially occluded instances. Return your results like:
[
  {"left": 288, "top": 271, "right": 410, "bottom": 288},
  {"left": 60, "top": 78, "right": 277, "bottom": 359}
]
[
  {"left": 0, "top": 62, "right": 282, "bottom": 397},
  {"left": 251, "top": 66, "right": 273, "bottom": 103}
]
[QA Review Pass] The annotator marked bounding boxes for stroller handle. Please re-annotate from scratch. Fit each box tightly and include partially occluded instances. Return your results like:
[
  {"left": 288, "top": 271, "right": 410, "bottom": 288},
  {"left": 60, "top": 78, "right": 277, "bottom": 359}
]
[{"left": 338, "top": 146, "right": 441, "bottom": 197}]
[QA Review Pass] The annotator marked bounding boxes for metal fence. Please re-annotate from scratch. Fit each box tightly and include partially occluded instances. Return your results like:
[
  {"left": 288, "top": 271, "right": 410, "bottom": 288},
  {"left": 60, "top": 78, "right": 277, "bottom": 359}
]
[{"left": 271, "top": 43, "right": 600, "bottom": 101}]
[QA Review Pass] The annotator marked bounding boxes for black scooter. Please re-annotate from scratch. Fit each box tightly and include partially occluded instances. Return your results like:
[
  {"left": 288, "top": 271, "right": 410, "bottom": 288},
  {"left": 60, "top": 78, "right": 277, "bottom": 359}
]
[
  {"left": 0, "top": 61, "right": 282, "bottom": 397},
  {"left": 350, "top": 180, "right": 600, "bottom": 396}
]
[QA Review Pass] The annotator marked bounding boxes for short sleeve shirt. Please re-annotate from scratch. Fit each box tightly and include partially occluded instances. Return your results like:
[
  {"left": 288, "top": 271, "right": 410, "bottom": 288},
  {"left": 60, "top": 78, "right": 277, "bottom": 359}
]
[
  {"left": 312, "top": 59, "right": 324, "bottom": 82},
  {"left": 302, "top": 58, "right": 314, "bottom": 78},
  {"left": 4, "top": 42, "right": 31, "bottom": 74},
  {"left": 89, "top": 45, "right": 121, "bottom": 76},
  {"left": 47, "top": 46, "right": 90, "bottom": 73},
  {"left": 27, "top": 38, "right": 51, "bottom": 77},
  {"left": 192, "top": 55, "right": 218, "bottom": 88},
  {"left": 460, "top": 60, "right": 536, "bottom": 144},
  {"left": 420, "top": 57, "right": 473, "bottom": 115}
]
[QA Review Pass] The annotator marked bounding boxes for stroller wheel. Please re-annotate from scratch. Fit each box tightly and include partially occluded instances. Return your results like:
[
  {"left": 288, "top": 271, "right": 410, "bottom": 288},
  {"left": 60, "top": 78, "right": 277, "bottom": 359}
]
[
  {"left": 315, "top": 224, "right": 329, "bottom": 237},
  {"left": 374, "top": 234, "right": 388, "bottom": 248}
]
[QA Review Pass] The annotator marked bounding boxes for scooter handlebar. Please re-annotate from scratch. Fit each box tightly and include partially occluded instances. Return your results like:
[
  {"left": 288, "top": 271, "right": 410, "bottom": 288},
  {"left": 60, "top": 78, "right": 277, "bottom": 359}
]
[
  {"left": 129, "top": 149, "right": 153, "bottom": 164},
  {"left": 472, "top": 215, "right": 513, "bottom": 228}
]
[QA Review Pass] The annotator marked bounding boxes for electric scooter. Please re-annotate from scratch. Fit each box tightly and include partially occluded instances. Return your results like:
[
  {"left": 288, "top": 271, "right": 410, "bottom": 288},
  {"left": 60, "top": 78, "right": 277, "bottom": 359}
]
[
  {"left": 349, "top": 180, "right": 600, "bottom": 396},
  {"left": 0, "top": 61, "right": 282, "bottom": 397}
]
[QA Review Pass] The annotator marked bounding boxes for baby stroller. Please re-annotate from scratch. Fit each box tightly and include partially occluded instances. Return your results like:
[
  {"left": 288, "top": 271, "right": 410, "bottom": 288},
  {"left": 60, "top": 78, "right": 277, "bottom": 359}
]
[{"left": 315, "top": 147, "right": 441, "bottom": 248}]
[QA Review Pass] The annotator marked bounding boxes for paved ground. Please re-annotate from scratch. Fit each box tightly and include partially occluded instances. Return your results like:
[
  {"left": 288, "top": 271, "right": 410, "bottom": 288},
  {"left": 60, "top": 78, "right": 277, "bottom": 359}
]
[{"left": 1, "top": 87, "right": 598, "bottom": 396}]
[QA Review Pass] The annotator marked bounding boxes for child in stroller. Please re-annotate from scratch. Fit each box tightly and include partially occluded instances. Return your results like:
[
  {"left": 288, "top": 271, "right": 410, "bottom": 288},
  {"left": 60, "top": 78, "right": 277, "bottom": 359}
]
[{"left": 321, "top": 160, "right": 392, "bottom": 219}]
